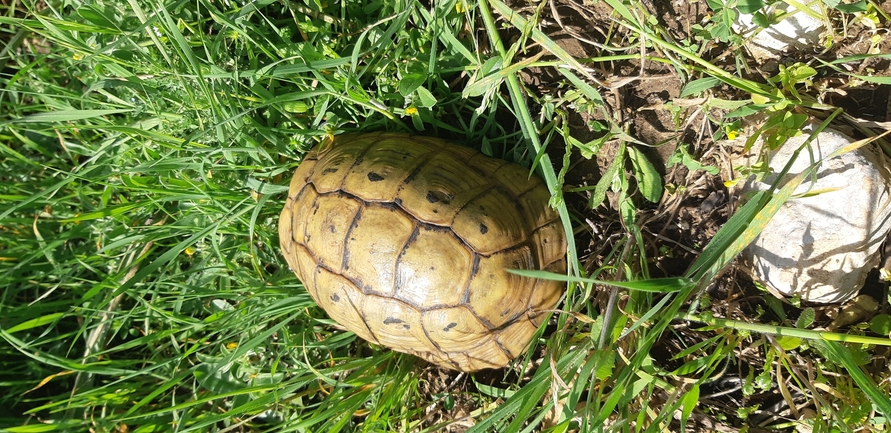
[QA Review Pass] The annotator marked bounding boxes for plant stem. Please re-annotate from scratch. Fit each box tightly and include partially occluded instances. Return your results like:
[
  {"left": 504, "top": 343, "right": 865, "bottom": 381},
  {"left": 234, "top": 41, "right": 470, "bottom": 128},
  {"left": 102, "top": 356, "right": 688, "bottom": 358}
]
[{"left": 682, "top": 313, "right": 891, "bottom": 346}]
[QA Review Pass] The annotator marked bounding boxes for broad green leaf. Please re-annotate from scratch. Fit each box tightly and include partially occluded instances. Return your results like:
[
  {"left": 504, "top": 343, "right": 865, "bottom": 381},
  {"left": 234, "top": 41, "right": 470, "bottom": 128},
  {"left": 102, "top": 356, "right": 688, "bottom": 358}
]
[
  {"left": 415, "top": 85, "right": 437, "bottom": 107},
  {"left": 751, "top": 11, "right": 770, "bottom": 27},
  {"left": 193, "top": 362, "right": 246, "bottom": 394},
  {"left": 672, "top": 356, "right": 709, "bottom": 375},
  {"left": 628, "top": 146, "right": 663, "bottom": 203},
  {"left": 834, "top": 1, "right": 868, "bottom": 13},
  {"left": 667, "top": 145, "right": 720, "bottom": 174},
  {"left": 398, "top": 72, "right": 426, "bottom": 96},
  {"left": 679, "top": 77, "right": 721, "bottom": 97},
  {"left": 557, "top": 67, "right": 606, "bottom": 105},
  {"left": 776, "top": 336, "right": 802, "bottom": 350},
  {"left": 725, "top": 103, "right": 772, "bottom": 118},
  {"left": 737, "top": 0, "right": 766, "bottom": 14},
  {"left": 797, "top": 308, "right": 816, "bottom": 328},
  {"left": 870, "top": 314, "right": 891, "bottom": 335},
  {"left": 590, "top": 142, "right": 624, "bottom": 209}
]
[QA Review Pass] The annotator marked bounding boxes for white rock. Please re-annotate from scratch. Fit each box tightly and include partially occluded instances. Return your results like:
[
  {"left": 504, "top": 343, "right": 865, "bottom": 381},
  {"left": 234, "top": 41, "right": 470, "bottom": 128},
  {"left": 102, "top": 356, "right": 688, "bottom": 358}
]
[
  {"left": 737, "top": 126, "right": 891, "bottom": 303},
  {"left": 734, "top": 2, "right": 824, "bottom": 63}
]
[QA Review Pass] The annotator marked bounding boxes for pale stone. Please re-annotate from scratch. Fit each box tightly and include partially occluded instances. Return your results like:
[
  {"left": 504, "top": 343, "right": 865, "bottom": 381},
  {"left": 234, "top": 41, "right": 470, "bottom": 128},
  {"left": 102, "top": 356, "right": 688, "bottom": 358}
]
[
  {"left": 734, "top": 2, "right": 824, "bottom": 64},
  {"left": 736, "top": 126, "right": 891, "bottom": 303}
]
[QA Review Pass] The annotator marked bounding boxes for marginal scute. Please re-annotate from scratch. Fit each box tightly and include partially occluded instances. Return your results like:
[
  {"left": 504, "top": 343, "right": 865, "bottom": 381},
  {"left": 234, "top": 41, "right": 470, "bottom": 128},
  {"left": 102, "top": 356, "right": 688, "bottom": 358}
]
[
  {"left": 310, "top": 139, "right": 371, "bottom": 193},
  {"left": 303, "top": 193, "right": 360, "bottom": 275},
  {"left": 422, "top": 306, "right": 491, "bottom": 353},
  {"left": 516, "top": 184, "right": 560, "bottom": 230},
  {"left": 468, "top": 152, "right": 508, "bottom": 179},
  {"left": 529, "top": 260, "right": 567, "bottom": 326},
  {"left": 362, "top": 293, "right": 438, "bottom": 353},
  {"left": 288, "top": 243, "right": 319, "bottom": 300},
  {"left": 532, "top": 219, "right": 568, "bottom": 269},
  {"left": 495, "top": 318, "right": 540, "bottom": 359},
  {"left": 278, "top": 203, "right": 293, "bottom": 257},
  {"left": 467, "top": 246, "right": 536, "bottom": 328},
  {"left": 288, "top": 186, "right": 319, "bottom": 247},
  {"left": 279, "top": 132, "right": 566, "bottom": 372},
  {"left": 492, "top": 161, "right": 536, "bottom": 198},
  {"left": 289, "top": 156, "right": 317, "bottom": 194},
  {"left": 314, "top": 268, "right": 379, "bottom": 345}
]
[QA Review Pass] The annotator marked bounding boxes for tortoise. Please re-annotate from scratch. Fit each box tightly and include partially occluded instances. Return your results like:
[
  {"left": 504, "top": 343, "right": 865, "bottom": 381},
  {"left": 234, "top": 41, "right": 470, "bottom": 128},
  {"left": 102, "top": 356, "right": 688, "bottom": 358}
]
[{"left": 279, "top": 132, "right": 566, "bottom": 371}]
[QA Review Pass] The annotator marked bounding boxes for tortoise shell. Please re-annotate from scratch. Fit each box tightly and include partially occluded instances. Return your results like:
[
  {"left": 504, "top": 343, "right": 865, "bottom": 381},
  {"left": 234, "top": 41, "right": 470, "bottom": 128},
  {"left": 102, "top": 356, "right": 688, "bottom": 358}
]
[{"left": 278, "top": 132, "right": 566, "bottom": 371}]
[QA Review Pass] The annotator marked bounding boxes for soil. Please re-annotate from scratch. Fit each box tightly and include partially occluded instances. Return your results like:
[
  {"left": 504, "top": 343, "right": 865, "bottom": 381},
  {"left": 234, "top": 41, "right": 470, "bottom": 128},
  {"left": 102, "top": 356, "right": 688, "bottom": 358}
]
[{"left": 418, "top": 1, "right": 891, "bottom": 431}]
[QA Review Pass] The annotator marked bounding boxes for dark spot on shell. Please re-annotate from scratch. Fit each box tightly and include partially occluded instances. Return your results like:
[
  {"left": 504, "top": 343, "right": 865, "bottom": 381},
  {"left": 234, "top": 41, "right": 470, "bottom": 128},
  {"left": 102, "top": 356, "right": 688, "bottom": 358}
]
[
  {"left": 384, "top": 317, "right": 404, "bottom": 325},
  {"left": 479, "top": 223, "right": 488, "bottom": 234},
  {"left": 367, "top": 172, "right": 384, "bottom": 182},
  {"left": 330, "top": 294, "right": 340, "bottom": 302},
  {"left": 443, "top": 322, "right": 457, "bottom": 332},
  {"left": 322, "top": 168, "right": 338, "bottom": 174},
  {"left": 426, "top": 190, "right": 453, "bottom": 204},
  {"left": 329, "top": 225, "right": 336, "bottom": 233}
]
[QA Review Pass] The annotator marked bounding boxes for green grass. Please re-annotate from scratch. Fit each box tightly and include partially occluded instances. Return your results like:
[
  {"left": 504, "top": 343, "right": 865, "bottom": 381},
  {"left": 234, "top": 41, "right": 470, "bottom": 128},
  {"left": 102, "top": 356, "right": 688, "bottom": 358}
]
[{"left": 2, "top": 0, "right": 891, "bottom": 431}]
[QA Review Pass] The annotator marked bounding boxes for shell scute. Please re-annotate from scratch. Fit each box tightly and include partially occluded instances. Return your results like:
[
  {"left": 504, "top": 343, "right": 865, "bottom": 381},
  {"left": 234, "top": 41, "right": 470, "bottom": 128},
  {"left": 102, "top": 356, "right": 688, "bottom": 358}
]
[
  {"left": 395, "top": 225, "right": 472, "bottom": 309},
  {"left": 343, "top": 204, "right": 415, "bottom": 297}
]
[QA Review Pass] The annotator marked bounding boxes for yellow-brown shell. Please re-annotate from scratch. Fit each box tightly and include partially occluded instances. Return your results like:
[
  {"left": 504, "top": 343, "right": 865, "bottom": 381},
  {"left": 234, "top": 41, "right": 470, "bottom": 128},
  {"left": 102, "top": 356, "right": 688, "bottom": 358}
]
[{"left": 278, "top": 132, "right": 566, "bottom": 371}]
